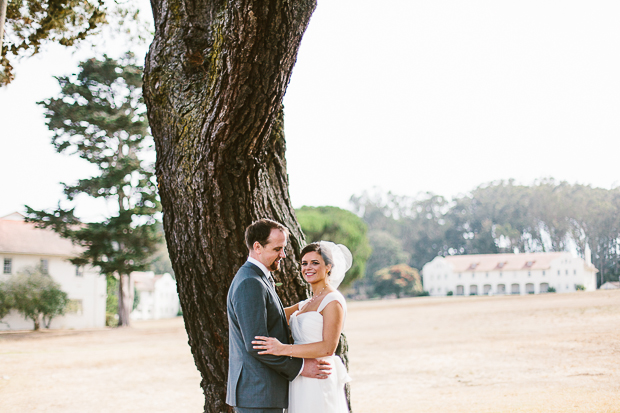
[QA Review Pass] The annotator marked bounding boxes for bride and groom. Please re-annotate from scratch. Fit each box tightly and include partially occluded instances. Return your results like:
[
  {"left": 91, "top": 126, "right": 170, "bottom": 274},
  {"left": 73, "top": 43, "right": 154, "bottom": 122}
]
[{"left": 226, "top": 219, "right": 352, "bottom": 413}]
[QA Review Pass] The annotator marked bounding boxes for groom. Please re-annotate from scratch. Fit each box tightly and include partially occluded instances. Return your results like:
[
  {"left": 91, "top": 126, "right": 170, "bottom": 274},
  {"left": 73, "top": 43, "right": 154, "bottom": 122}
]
[{"left": 226, "top": 219, "right": 331, "bottom": 413}]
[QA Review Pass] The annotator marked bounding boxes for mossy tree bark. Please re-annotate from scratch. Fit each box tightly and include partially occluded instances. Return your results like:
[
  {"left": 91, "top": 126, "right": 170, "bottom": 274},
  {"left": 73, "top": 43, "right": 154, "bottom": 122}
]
[{"left": 143, "top": 1, "right": 352, "bottom": 412}]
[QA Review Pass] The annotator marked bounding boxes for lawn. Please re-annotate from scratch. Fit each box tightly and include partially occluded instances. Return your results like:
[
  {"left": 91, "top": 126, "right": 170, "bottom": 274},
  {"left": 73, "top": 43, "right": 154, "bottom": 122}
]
[{"left": 1, "top": 290, "right": 619, "bottom": 412}]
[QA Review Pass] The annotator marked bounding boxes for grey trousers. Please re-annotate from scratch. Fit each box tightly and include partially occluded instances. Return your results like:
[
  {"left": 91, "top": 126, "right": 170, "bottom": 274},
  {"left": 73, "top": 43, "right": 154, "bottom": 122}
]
[{"left": 234, "top": 408, "right": 284, "bottom": 413}]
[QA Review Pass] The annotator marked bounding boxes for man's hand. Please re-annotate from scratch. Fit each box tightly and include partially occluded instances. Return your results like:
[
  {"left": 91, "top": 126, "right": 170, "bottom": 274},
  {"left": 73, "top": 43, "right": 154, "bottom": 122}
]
[{"left": 300, "top": 358, "right": 332, "bottom": 379}]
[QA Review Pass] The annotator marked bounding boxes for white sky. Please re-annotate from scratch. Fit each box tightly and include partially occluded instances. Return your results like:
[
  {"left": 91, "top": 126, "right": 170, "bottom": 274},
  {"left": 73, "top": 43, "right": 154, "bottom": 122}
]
[{"left": 1, "top": 0, "right": 619, "bottom": 221}]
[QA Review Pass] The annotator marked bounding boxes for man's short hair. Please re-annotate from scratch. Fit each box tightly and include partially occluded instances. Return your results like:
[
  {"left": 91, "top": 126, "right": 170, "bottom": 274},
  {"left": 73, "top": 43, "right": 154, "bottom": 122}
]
[{"left": 245, "top": 219, "right": 289, "bottom": 251}]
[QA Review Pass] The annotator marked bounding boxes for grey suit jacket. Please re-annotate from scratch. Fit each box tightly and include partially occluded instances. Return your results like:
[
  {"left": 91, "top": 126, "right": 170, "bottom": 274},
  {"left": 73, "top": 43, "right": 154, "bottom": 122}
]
[{"left": 226, "top": 261, "right": 303, "bottom": 408}]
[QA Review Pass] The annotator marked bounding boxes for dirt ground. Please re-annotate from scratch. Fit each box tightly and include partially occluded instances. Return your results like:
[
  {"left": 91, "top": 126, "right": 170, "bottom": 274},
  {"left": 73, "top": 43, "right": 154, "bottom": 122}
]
[{"left": 1, "top": 290, "right": 619, "bottom": 413}]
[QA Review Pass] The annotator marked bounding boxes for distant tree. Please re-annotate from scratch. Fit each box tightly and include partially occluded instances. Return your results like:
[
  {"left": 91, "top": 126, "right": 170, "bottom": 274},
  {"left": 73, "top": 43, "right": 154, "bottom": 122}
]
[
  {"left": 105, "top": 276, "right": 118, "bottom": 326},
  {"left": 296, "top": 206, "right": 371, "bottom": 287},
  {"left": 371, "top": 264, "right": 423, "bottom": 298},
  {"left": 5, "top": 266, "right": 68, "bottom": 330},
  {"left": 0, "top": 280, "right": 13, "bottom": 322},
  {"left": 365, "top": 230, "right": 409, "bottom": 278},
  {"left": 26, "top": 55, "right": 160, "bottom": 327}
]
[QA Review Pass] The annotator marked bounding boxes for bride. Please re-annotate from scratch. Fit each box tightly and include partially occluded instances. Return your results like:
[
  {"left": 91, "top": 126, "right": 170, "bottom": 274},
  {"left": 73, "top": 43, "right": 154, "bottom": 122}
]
[{"left": 252, "top": 241, "right": 352, "bottom": 412}]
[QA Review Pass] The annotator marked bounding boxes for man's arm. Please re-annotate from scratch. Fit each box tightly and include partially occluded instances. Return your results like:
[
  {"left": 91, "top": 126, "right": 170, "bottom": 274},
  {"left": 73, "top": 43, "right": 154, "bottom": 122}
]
[{"left": 233, "top": 277, "right": 303, "bottom": 380}]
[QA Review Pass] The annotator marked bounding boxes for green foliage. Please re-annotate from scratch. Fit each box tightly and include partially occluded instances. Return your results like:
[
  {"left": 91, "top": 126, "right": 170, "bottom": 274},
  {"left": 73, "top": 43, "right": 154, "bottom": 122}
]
[
  {"left": 351, "top": 180, "right": 620, "bottom": 288},
  {"left": 1, "top": 0, "right": 107, "bottom": 85},
  {"left": 296, "top": 206, "right": 371, "bottom": 287},
  {"left": 4, "top": 266, "right": 68, "bottom": 330},
  {"left": 106, "top": 276, "right": 118, "bottom": 326},
  {"left": 446, "top": 290, "right": 453, "bottom": 296},
  {"left": 0, "top": 281, "right": 14, "bottom": 321},
  {"left": 364, "top": 230, "right": 409, "bottom": 280},
  {"left": 26, "top": 55, "right": 160, "bottom": 324},
  {"left": 547, "top": 286, "right": 556, "bottom": 293},
  {"left": 575, "top": 284, "right": 585, "bottom": 291},
  {"left": 370, "top": 264, "right": 423, "bottom": 298}
]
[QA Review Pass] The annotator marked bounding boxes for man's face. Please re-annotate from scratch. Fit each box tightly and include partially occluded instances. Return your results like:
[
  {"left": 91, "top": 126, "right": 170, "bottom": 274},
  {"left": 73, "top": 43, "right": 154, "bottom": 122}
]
[{"left": 255, "top": 229, "right": 287, "bottom": 271}]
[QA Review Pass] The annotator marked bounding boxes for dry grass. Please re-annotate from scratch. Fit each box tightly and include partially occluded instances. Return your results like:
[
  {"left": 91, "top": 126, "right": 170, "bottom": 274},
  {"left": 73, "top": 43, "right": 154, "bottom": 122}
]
[{"left": 1, "top": 290, "right": 619, "bottom": 412}]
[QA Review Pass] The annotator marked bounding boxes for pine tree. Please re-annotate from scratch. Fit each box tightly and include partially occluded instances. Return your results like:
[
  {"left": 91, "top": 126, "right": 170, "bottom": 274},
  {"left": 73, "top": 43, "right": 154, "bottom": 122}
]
[{"left": 26, "top": 54, "right": 160, "bottom": 326}]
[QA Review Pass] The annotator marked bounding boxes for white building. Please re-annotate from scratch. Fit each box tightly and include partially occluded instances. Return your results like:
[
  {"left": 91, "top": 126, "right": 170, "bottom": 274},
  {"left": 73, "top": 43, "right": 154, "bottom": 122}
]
[
  {"left": 130, "top": 271, "right": 180, "bottom": 320},
  {"left": 422, "top": 251, "right": 598, "bottom": 296},
  {"left": 0, "top": 212, "right": 107, "bottom": 330}
]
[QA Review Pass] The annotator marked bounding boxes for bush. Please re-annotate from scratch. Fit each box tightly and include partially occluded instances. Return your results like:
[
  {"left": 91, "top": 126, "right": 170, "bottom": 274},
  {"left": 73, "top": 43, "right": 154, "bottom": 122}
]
[
  {"left": 0, "top": 282, "right": 14, "bottom": 325},
  {"left": 547, "top": 286, "right": 556, "bottom": 293},
  {"left": 371, "top": 264, "right": 422, "bottom": 298},
  {"left": 5, "top": 266, "right": 68, "bottom": 330},
  {"left": 575, "top": 284, "right": 585, "bottom": 291},
  {"left": 447, "top": 291, "right": 453, "bottom": 296}
]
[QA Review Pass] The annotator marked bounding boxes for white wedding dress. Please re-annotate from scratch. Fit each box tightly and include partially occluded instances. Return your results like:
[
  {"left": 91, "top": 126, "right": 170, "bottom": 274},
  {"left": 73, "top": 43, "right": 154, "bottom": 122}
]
[{"left": 288, "top": 291, "right": 351, "bottom": 413}]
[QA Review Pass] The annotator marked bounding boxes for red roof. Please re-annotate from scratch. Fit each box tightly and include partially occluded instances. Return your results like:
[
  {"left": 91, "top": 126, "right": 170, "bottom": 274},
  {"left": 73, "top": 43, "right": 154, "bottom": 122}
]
[
  {"left": 443, "top": 252, "right": 569, "bottom": 272},
  {"left": 0, "top": 213, "right": 80, "bottom": 257}
]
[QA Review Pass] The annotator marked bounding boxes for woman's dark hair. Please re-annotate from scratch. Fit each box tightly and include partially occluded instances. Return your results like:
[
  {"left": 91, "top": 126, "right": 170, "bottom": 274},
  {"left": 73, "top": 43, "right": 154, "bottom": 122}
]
[
  {"left": 300, "top": 242, "right": 334, "bottom": 268},
  {"left": 245, "top": 219, "right": 289, "bottom": 251}
]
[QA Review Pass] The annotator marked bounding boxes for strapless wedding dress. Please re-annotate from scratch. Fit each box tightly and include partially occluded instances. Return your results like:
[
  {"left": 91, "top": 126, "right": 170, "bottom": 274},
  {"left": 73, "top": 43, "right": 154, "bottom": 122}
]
[{"left": 288, "top": 291, "right": 351, "bottom": 413}]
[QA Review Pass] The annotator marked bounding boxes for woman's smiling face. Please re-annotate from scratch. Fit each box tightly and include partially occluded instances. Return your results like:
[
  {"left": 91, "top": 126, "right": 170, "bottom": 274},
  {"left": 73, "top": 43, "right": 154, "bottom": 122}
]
[{"left": 300, "top": 251, "right": 332, "bottom": 285}]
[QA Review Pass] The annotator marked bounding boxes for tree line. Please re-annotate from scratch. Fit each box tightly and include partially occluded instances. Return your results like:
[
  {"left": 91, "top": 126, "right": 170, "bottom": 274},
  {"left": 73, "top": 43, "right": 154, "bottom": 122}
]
[{"left": 350, "top": 179, "right": 620, "bottom": 287}]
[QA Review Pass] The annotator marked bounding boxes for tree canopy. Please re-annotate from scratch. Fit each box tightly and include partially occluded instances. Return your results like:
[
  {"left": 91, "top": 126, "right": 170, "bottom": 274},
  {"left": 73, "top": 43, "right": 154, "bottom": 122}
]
[
  {"left": 26, "top": 54, "right": 160, "bottom": 326},
  {"left": 296, "top": 205, "right": 371, "bottom": 287},
  {"left": 1, "top": 0, "right": 106, "bottom": 85},
  {"left": 3, "top": 266, "right": 68, "bottom": 330}
]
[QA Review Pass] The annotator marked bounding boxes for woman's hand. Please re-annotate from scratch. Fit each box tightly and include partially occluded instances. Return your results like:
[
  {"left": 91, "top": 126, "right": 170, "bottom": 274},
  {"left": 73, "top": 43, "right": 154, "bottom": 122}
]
[{"left": 252, "top": 336, "right": 286, "bottom": 356}]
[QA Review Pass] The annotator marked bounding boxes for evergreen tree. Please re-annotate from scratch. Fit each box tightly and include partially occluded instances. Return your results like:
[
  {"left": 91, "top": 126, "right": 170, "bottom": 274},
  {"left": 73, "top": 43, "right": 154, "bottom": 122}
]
[{"left": 26, "top": 55, "right": 160, "bottom": 327}]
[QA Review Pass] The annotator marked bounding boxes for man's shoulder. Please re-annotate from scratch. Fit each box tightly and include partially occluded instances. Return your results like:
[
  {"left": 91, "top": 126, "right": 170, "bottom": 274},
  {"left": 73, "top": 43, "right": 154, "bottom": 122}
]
[
  {"left": 230, "top": 262, "right": 264, "bottom": 292},
  {"left": 234, "top": 261, "right": 262, "bottom": 279}
]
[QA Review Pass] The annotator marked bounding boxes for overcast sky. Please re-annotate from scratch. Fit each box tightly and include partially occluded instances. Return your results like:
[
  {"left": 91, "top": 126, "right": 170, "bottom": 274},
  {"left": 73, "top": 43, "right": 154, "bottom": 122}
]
[{"left": 1, "top": 0, "right": 619, "bottom": 221}]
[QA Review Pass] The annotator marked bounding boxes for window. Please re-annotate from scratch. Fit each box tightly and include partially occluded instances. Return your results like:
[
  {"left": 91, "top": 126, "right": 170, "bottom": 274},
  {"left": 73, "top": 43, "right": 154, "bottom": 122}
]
[
  {"left": 499, "top": 272, "right": 503, "bottom": 278},
  {"left": 458, "top": 273, "right": 462, "bottom": 278},
  {"left": 75, "top": 266, "right": 84, "bottom": 277},
  {"left": 557, "top": 270, "right": 560, "bottom": 275},
  {"left": 485, "top": 273, "right": 489, "bottom": 278},
  {"left": 566, "top": 270, "right": 569, "bottom": 275},
  {"left": 528, "top": 271, "right": 531, "bottom": 277},
  {"left": 543, "top": 271, "right": 546, "bottom": 276},
  {"left": 472, "top": 273, "right": 475, "bottom": 278},
  {"left": 40, "top": 259, "right": 49, "bottom": 274},
  {"left": 3, "top": 258, "right": 12, "bottom": 274},
  {"left": 540, "top": 283, "right": 549, "bottom": 293},
  {"left": 573, "top": 270, "right": 576, "bottom": 275}
]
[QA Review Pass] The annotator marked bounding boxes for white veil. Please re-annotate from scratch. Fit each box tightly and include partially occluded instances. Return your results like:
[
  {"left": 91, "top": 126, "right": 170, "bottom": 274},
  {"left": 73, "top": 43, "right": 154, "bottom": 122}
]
[{"left": 319, "top": 241, "right": 353, "bottom": 289}]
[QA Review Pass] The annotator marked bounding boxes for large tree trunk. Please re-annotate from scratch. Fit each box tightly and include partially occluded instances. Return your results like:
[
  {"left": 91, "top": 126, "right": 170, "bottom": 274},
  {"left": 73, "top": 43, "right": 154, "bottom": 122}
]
[{"left": 142, "top": 1, "right": 344, "bottom": 411}]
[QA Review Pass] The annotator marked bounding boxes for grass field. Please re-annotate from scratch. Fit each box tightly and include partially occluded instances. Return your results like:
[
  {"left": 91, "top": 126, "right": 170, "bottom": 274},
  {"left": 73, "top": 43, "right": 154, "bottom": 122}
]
[{"left": 1, "top": 290, "right": 619, "bottom": 412}]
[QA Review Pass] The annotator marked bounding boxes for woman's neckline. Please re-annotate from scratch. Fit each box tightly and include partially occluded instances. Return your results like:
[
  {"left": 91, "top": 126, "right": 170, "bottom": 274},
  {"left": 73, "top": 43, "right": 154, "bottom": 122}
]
[{"left": 296, "top": 290, "right": 339, "bottom": 316}]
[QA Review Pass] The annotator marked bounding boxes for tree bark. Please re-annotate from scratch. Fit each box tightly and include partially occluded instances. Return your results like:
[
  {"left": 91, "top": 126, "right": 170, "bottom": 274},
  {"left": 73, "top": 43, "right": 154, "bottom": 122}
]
[{"left": 143, "top": 1, "right": 331, "bottom": 411}]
